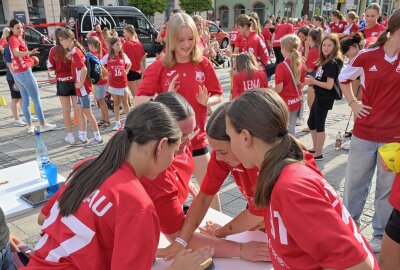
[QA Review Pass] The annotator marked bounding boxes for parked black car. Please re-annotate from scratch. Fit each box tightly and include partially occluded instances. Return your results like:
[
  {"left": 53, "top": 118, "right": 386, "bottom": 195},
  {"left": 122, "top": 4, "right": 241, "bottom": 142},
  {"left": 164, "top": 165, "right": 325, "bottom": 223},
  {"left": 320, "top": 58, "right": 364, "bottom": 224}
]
[{"left": 0, "top": 24, "right": 54, "bottom": 71}]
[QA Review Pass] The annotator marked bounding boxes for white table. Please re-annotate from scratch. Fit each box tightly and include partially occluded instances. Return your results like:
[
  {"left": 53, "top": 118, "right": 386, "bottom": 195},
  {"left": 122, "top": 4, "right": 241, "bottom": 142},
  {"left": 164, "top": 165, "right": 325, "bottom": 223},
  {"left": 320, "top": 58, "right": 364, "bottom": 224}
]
[
  {"left": 0, "top": 161, "right": 65, "bottom": 222},
  {"left": 153, "top": 208, "right": 273, "bottom": 270}
]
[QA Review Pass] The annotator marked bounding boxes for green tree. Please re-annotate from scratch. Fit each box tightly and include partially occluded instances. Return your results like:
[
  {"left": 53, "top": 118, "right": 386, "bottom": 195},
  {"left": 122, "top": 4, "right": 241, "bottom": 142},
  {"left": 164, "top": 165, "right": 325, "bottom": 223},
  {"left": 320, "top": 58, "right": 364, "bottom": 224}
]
[
  {"left": 127, "top": 0, "right": 168, "bottom": 16},
  {"left": 179, "top": 0, "right": 212, "bottom": 14}
]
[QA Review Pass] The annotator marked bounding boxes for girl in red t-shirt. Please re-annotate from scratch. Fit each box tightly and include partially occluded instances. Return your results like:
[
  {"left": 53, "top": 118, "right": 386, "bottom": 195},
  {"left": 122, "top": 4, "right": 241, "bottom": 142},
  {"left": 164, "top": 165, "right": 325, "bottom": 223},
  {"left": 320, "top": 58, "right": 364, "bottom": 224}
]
[
  {"left": 0, "top": 27, "right": 9, "bottom": 52},
  {"left": 58, "top": 28, "right": 103, "bottom": 147},
  {"left": 225, "top": 89, "right": 378, "bottom": 270},
  {"left": 122, "top": 25, "right": 146, "bottom": 98},
  {"left": 364, "top": 3, "right": 386, "bottom": 40},
  {"left": 87, "top": 36, "right": 110, "bottom": 128},
  {"left": 47, "top": 28, "right": 78, "bottom": 144},
  {"left": 340, "top": 11, "right": 360, "bottom": 39},
  {"left": 101, "top": 37, "right": 131, "bottom": 131},
  {"left": 274, "top": 34, "right": 306, "bottom": 136},
  {"left": 232, "top": 52, "right": 268, "bottom": 99},
  {"left": 135, "top": 13, "right": 223, "bottom": 210},
  {"left": 26, "top": 102, "right": 186, "bottom": 270},
  {"left": 329, "top": 10, "right": 347, "bottom": 34}
]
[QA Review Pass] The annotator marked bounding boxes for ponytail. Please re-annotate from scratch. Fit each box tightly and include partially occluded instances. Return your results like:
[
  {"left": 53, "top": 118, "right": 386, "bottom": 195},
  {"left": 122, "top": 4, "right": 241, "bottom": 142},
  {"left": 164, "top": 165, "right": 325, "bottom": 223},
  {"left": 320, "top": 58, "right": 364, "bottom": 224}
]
[
  {"left": 74, "top": 40, "right": 86, "bottom": 54},
  {"left": 281, "top": 34, "right": 302, "bottom": 84},
  {"left": 309, "top": 27, "right": 323, "bottom": 48}
]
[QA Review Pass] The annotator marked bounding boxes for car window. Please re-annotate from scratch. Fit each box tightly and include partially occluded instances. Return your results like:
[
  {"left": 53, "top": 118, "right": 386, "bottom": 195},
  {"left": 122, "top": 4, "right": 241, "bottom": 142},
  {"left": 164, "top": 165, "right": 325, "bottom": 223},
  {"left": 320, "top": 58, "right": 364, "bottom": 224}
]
[
  {"left": 209, "top": 24, "right": 218, "bottom": 33},
  {"left": 25, "top": 27, "right": 41, "bottom": 43},
  {"left": 137, "top": 16, "right": 149, "bottom": 31}
]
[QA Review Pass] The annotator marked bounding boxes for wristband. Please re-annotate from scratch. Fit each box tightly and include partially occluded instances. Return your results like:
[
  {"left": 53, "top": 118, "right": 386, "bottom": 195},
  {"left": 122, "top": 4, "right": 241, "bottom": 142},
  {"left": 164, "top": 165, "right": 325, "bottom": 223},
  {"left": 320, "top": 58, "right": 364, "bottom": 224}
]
[
  {"left": 348, "top": 99, "right": 357, "bottom": 106},
  {"left": 174, "top": 237, "right": 187, "bottom": 248}
]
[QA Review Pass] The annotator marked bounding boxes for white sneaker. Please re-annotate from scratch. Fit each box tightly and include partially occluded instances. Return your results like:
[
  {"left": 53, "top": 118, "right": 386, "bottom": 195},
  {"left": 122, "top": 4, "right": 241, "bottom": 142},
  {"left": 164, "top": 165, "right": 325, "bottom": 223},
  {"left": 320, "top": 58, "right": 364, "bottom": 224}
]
[
  {"left": 368, "top": 238, "right": 382, "bottom": 253},
  {"left": 113, "top": 122, "right": 121, "bottom": 131},
  {"left": 27, "top": 126, "right": 35, "bottom": 134},
  {"left": 31, "top": 116, "right": 38, "bottom": 122},
  {"left": 296, "top": 117, "right": 304, "bottom": 126},
  {"left": 341, "top": 140, "right": 351, "bottom": 150},
  {"left": 40, "top": 123, "right": 56, "bottom": 133},
  {"left": 65, "top": 136, "right": 75, "bottom": 145},
  {"left": 14, "top": 119, "right": 27, "bottom": 127}
]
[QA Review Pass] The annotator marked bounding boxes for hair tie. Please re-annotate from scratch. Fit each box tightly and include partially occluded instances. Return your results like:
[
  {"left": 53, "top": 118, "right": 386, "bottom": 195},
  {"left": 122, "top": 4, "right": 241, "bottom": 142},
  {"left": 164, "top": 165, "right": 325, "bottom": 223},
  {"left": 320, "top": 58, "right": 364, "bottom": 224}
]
[
  {"left": 124, "top": 126, "right": 133, "bottom": 140},
  {"left": 278, "top": 130, "right": 289, "bottom": 137}
]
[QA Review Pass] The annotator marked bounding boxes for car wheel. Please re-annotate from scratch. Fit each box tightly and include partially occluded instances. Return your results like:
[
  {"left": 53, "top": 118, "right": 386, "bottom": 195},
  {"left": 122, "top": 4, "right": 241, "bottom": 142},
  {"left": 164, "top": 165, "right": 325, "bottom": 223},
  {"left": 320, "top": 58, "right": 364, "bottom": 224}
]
[{"left": 220, "top": 38, "right": 229, "bottom": 49}]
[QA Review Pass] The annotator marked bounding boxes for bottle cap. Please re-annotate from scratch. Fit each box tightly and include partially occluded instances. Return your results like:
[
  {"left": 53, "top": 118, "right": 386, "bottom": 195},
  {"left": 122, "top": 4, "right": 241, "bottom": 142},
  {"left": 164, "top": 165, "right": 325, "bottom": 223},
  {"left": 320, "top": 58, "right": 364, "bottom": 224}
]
[{"left": 34, "top": 131, "right": 40, "bottom": 136}]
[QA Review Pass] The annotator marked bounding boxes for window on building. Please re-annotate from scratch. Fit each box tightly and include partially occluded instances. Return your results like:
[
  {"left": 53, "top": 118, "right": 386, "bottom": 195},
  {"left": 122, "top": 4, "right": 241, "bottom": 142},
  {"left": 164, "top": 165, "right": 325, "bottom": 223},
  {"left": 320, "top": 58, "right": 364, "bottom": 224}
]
[
  {"left": 90, "top": 0, "right": 104, "bottom": 5},
  {"left": 27, "top": 0, "right": 46, "bottom": 19},
  {"left": 219, "top": 6, "right": 229, "bottom": 28},
  {"left": 253, "top": 2, "right": 265, "bottom": 25},
  {"left": 234, "top": 4, "right": 246, "bottom": 21},
  {"left": 60, "top": 0, "right": 75, "bottom": 8},
  {"left": 284, "top": 2, "right": 293, "bottom": 18}
]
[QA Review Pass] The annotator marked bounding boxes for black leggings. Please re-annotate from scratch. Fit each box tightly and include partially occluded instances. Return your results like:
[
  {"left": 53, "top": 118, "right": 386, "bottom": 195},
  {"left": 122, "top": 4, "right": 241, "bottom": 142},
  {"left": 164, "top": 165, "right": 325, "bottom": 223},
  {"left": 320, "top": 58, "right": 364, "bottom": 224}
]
[
  {"left": 307, "top": 97, "right": 333, "bottom": 132},
  {"left": 273, "top": 46, "right": 284, "bottom": 65}
]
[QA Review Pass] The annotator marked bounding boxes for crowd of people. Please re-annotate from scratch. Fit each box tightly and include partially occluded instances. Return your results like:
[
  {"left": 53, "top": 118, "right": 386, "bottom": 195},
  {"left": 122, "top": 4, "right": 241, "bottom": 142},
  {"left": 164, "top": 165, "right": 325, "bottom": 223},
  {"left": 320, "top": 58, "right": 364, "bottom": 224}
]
[{"left": 0, "top": 3, "right": 399, "bottom": 270}]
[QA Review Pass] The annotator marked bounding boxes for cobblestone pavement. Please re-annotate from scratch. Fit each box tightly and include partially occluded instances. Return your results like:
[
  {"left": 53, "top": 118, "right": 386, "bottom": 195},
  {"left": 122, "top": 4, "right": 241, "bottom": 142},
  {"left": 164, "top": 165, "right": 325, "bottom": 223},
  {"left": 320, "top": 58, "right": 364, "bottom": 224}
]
[{"left": 0, "top": 58, "right": 377, "bottom": 250}]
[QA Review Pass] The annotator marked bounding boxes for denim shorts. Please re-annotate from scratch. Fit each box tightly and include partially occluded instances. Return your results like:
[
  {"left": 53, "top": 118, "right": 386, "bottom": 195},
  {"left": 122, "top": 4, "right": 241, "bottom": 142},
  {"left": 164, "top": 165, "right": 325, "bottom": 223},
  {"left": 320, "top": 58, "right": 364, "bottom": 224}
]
[
  {"left": 94, "top": 84, "right": 107, "bottom": 99},
  {"left": 77, "top": 95, "right": 91, "bottom": 109}
]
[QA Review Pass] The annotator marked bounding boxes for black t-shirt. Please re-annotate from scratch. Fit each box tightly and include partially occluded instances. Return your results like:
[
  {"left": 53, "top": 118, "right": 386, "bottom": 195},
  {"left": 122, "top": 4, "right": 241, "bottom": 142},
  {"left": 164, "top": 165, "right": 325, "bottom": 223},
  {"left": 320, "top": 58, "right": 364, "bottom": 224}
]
[
  {"left": 314, "top": 58, "right": 343, "bottom": 98},
  {"left": 0, "top": 207, "right": 10, "bottom": 250}
]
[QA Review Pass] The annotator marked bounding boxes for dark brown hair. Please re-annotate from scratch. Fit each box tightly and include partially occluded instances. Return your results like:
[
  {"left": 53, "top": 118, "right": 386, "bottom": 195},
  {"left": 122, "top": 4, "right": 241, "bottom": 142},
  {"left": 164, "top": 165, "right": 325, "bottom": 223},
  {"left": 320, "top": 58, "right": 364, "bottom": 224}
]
[
  {"left": 58, "top": 102, "right": 181, "bottom": 216},
  {"left": 54, "top": 28, "right": 67, "bottom": 62},
  {"left": 8, "top": 19, "right": 22, "bottom": 41},
  {"left": 308, "top": 27, "right": 323, "bottom": 48},
  {"left": 108, "top": 37, "right": 123, "bottom": 59},
  {"left": 370, "top": 8, "right": 400, "bottom": 49},
  {"left": 340, "top": 33, "right": 362, "bottom": 55},
  {"left": 317, "top": 33, "right": 343, "bottom": 66},
  {"left": 227, "top": 89, "right": 304, "bottom": 206},
  {"left": 331, "top": 10, "right": 345, "bottom": 21},
  {"left": 57, "top": 28, "right": 86, "bottom": 54},
  {"left": 206, "top": 102, "right": 232, "bottom": 141}
]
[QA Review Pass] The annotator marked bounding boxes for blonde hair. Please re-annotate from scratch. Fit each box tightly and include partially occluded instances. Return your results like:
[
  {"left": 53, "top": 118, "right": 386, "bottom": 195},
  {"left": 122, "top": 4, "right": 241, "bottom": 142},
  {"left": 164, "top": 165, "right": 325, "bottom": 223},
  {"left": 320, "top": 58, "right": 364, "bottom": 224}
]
[
  {"left": 249, "top": 12, "right": 261, "bottom": 35},
  {"left": 281, "top": 34, "right": 302, "bottom": 84},
  {"left": 347, "top": 11, "right": 359, "bottom": 24},
  {"left": 236, "top": 14, "right": 254, "bottom": 29},
  {"left": 2, "top": 27, "right": 10, "bottom": 39},
  {"left": 162, "top": 13, "right": 202, "bottom": 68},
  {"left": 87, "top": 36, "right": 103, "bottom": 58},
  {"left": 236, "top": 52, "right": 259, "bottom": 78}
]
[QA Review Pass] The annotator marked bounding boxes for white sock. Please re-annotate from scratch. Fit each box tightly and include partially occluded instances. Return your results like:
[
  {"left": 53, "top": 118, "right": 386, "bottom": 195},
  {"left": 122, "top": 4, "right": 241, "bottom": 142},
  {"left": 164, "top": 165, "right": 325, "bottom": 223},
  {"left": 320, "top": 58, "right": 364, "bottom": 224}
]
[
  {"left": 67, "top": 133, "right": 74, "bottom": 138},
  {"left": 79, "top": 131, "right": 87, "bottom": 141},
  {"left": 93, "top": 131, "right": 101, "bottom": 141}
]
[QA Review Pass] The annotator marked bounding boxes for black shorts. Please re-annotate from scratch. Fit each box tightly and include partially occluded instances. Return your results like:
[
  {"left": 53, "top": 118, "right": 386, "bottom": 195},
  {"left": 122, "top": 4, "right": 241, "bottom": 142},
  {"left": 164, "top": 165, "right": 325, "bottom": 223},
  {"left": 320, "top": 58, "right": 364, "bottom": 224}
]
[
  {"left": 8, "top": 80, "right": 21, "bottom": 99},
  {"left": 192, "top": 146, "right": 209, "bottom": 157},
  {"left": 385, "top": 208, "right": 400, "bottom": 244},
  {"left": 127, "top": 70, "right": 142, "bottom": 81},
  {"left": 57, "top": 81, "right": 76, "bottom": 96}
]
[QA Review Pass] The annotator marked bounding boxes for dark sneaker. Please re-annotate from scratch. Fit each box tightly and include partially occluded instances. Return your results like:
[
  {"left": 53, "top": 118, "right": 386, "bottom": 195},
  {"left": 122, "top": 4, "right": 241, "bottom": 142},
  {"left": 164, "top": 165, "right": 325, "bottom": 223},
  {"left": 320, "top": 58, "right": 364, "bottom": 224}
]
[
  {"left": 314, "top": 155, "right": 324, "bottom": 161},
  {"left": 70, "top": 139, "right": 87, "bottom": 147},
  {"left": 86, "top": 139, "right": 104, "bottom": 148}
]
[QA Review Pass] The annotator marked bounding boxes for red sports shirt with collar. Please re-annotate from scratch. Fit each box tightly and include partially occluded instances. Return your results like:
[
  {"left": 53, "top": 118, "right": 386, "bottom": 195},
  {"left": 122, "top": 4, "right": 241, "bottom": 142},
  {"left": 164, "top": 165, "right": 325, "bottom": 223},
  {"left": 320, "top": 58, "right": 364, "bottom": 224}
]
[
  {"left": 123, "top": 40, "right": 145, "bottom": 73},
  {"left": 381, "top": 18, "right": 389, "bottom": 29},
  {"left": 242, "top": 32, "right": 270, "bottom": 66},
  {"left": 390, "top": 173, "right": 400, "bottom": 211},
  {"left": 274, "top": 59, "right": 306, "bottom": 112},
  {"left": 0, "top": 37, "right": 7, "bottom": 47},
  {"left": 90, "top": 51, "right": 108, "bottom": 85},
  {"left": 265, "top": 163, "right": 378, "bottom": 270},
  {"left": 71, "top": 47, "right": 93, "bottom": 96},
  {"left": 261, "top": 27, "right": 272, "bottom": 45},
  {"left": 100, "top": 54, "right": 131, "bottom": 88},
  {"left": 364, "top": 23, "right": 386, "bottom": 38},
  {"left": 200, "top": 151, "right": 263, "bottom": 216},
  {"left": 329, "top": 20, "right": 347, "bottom": 33},
  {"left": 305, "top": 47, "right": 319, "bottom": 72},
  {"left": 230, "top": 27, "right": 238, "bottom": 45},
  {"left": 8, "top": 35, "right": 34, "bottom": 73},
  {"left": 26, "top": 162, "right": 160, "bottom": 270},
  {"left": 90, "top": 32, "right": 108, "bottom": 56},
  {"left": 232, "top": 69, "right": 268, "bottom": 99},
  {"left": 140, "top": 147, "right": 194, "bottom": 235},
  {"left": 136, "top": 57, "right": 223, "bottom": 150},
  {"left": 339, "top": 46, "right": 400, "bottom": 143},
  {"left": 235, "top": 33, "right": 243, "bottom": 52},
  {"left": 345, "top": 23, "right": 360, "bottom": 36},
  {"left": 272, "top": 24, "right": 294, "bottom": 47},
  {"left": 47, "top": 46, "right": 73, "bottom": 82}
]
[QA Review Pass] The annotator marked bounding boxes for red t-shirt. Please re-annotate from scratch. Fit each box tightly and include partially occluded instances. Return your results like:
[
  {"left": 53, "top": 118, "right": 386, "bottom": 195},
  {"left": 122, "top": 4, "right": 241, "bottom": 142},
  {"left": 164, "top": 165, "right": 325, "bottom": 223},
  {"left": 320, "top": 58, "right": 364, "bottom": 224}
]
[
  {"left": 235, "top": 33, "right": 243, "bottom": 52},
  {"left": 123, "top": 40, "right": 145, "bottom": 73},
  {"left": 26, "top": 162, "right": 160, "bottom": 270},
  {"left": 140, "top": 147, "right": 194, "bottom": 235},
  {"left": 90, "top": 31, "right": 108, "bottom": 56},
  {"left": 364, "top": 23, "right": 386, "bottom": 39},
  {"left": 0, "top": 37, "right": 7, "bottom": 48},
  {"left": 261, "top": 27, "right": 272, "bottom": 44},
  {"left": 230, "top": 27, "right": 238, "bottom": 44},
  {"left": 8, "top": 35, "right": 34, "bottom": 73},
  {"left": 90, "top": 51, "right": 108, "bottom": 85},
  {"left": 390, "top": 173, "right": 400, "bottom": 211},
  {"left": 265, "top": 163, "right": 378, "bottom": 269},
  {"left": 47, "top": 46, "right": 73, "bottom": 82},
  {"left": 381, "top": 18, "right": 389, "bottom": 29},
  {"left": 329, "top": 20, "right": 347, "bottom": 34},
  {"left": 136, "top": 57, "right": 223, "bottom": 150},
  {"left": 339, "top": 46, "right": 400, "bottom": 143},
  {"left": 272, "top": 24, "right": 294, "bottom": 47},
  {"left": 242, "top": 32, "right": 270, "bottom": 66},
  {"left": 71, "top": 47, "right": 93, "bottom": 96},
  {"left": 100, "top": 54, "right": 131, "bottom": 88},
  {"left": 201, "top": 151, "right": 263, "bottom": 216},
  {"left": 343, "top": 23, "right": 360, "bottom": 37},
  {"left": 305, "top": 47, "right": 319, "bottom": 72},
  {"left": 274, "top": 59, "right": 306, "bottom": 112},
  {"left": 232, "top": 69, "right": 268, "bottom": 99}
]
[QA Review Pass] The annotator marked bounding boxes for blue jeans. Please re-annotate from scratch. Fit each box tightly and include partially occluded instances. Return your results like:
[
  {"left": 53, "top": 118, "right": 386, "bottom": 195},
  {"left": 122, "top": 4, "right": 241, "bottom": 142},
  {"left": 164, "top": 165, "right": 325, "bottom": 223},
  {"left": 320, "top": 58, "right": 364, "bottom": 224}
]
[
  {"left": 0, "top": 243, "right": 14, "bottom": 270},
  {"left": 343, "top": 135, "right": 395, "bottom": 238},
  {"left": 13, "top": 69, "right": 45, "bottom": 124}
]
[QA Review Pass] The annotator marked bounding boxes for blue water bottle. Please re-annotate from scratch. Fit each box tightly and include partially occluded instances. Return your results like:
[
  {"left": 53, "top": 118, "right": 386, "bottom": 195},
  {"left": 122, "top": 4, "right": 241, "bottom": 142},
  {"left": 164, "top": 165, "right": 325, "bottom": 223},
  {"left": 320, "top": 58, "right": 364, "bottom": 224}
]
[{"left": 35, "top": 131, "right": 50, "bottom": 179}]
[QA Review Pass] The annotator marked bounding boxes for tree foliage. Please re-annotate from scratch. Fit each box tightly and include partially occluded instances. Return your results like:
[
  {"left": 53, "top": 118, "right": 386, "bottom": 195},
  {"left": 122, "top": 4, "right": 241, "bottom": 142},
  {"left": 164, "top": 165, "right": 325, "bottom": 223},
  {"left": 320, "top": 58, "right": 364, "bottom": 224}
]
[
  {"left": 127, "top": 0, "right": 168, "bottom": 16},
  {"left": 179, "top": 0, "right": 212, "bottom": 14}
]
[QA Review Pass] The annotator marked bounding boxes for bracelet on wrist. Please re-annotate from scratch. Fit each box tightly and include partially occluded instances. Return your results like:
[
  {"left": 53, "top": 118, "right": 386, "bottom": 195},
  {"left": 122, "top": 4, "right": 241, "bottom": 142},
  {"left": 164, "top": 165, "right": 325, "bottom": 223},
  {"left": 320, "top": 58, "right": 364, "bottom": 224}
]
[
  {"left": 348, "top": 99, "right": 357, "bottom": 106},
  {"left": 174, "top": 237, "right": 187, "bottom": 248}
]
